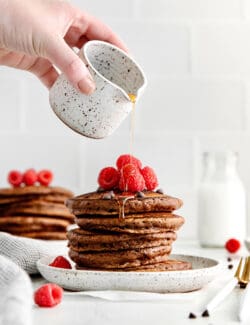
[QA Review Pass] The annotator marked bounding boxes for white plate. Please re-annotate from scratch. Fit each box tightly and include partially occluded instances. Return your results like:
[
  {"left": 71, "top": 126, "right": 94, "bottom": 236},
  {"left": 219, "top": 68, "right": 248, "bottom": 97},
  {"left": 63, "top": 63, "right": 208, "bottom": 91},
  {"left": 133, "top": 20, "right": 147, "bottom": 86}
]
[{"left": 37, "top": 254, "right": 222, "bottom": 293}]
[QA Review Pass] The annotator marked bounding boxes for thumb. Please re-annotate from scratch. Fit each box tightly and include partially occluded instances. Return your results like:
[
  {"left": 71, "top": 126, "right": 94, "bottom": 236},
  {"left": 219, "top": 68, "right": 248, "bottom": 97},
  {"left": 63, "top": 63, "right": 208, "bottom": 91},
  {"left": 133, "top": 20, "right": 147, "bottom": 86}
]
[{"left": 46, "top": 37, "right": 95, "bottom": 94}]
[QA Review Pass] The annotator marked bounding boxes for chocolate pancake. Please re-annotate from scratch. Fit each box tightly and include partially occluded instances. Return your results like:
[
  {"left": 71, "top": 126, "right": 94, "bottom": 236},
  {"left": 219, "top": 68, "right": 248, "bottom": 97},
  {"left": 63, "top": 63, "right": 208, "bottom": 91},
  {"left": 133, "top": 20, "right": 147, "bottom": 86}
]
[
  {"left": 66, "top": 191, "right": 183, "bottom": 216},
  {"left": 69, "top": 245, "right": 172, "bottom": 269},
  {"left": 0, "top": 185, "right": 74, "bottom": 240},
  {"left": 17, "top": 231, "right": 67, "bottom": 240},
  {"left": 0, "top": 194, "right": 71, "bottom": 205},
  {"left": 68, "top": 228, "right": 177, "bottom": 244},
  {"left": 66, "top": 188, "right": 190, "bottom": 271},
  {"left": 2, "top": 226, "right": 67, "bottom": 234},
  {"left": 68, "top": 228, "right": 177, "bottom": 251},
  {"left": 0, "top": 201, "right": 74, "bottom": 220},
  {"left": 0, "top": 216, "right": 69, "bottom": 230},
  {"left": 75, "top": 213, "right": 184, "bottom": 234},
  {"left": 0, "top": 186, "right": 73, "bottom": 197},
  {"left": 76, "top": 259, "right": 192, "bottom": 272}
]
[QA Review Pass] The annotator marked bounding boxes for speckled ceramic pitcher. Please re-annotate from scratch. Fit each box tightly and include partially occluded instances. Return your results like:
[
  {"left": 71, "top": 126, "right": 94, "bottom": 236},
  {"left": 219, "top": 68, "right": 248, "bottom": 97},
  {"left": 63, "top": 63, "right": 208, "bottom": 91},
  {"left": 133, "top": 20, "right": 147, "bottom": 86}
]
[{"left": 49, "top": 40, "right": 147, "bottom": 139}]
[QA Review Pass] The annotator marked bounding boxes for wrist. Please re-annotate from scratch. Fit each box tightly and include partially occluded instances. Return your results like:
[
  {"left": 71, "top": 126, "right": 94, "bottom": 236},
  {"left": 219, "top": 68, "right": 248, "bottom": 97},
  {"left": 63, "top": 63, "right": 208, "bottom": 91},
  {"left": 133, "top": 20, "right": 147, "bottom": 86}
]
[{"left": 0, "top": 0, "right": 10, "bottom": 48}]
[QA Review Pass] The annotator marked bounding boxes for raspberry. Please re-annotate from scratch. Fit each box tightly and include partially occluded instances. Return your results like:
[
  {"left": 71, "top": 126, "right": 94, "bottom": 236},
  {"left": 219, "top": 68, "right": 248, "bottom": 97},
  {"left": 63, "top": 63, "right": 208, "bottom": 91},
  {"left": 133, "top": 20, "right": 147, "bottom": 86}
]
[
  {"left": 120, "top": 163, "right": 139, "bottom": 178},
  {"left": 98, "top": 167, "right": 120, "bottom": 190},
  {"left": 7, "top": 170, "right": 23, "bottom": 187},
  {"left": 119, "top": 163, "right": 145, "bottom": 192},
  {"left": 116, "top": 154, "right": 142, "bottom": 170},
  {"left": 34, "top": 283, "right": 63, "bottom": 308},
  {"left": 23, "top": 169, "right": 37, "bottom": 186},
  {"left": 225, "top": 238, "right": 241, "bottom": 253},
  {"left": 49, "top": 256, "right": 72, "bottom": 269},
  {"left": 141, "top": 166, "right": 159, "bottom": 191},
  {"left": 37, "top": 170, "right": 53, "bottom": 186}
]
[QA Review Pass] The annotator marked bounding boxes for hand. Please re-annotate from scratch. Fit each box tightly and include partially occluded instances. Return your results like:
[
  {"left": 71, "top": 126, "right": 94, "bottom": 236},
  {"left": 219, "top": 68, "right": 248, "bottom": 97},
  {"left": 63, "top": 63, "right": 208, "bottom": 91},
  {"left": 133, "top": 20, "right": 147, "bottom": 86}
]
[{"left": 0, "top": 0, "right": 127, "bottom": 94}]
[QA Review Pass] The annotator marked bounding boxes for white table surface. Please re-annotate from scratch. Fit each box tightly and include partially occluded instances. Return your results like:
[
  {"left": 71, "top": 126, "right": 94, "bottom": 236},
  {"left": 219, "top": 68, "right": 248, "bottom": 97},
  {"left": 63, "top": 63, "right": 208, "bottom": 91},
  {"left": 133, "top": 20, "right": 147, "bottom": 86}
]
[{"left": 32, "top": 240, "right": 248, "bottom": 325}]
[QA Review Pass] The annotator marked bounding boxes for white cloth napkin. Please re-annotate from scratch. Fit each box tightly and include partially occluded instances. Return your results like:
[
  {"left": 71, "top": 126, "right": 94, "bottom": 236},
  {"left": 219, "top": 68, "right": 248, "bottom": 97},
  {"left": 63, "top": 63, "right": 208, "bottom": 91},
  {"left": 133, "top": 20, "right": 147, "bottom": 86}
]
[
  {"left": 0, "top": 232, "right": 66, "bottom": 325},
  {"left": 0, "top": 255, "right": 32, "bottom": 325},
  {"left": 0, "top": 231, "right": 64, "bottom": 274}
]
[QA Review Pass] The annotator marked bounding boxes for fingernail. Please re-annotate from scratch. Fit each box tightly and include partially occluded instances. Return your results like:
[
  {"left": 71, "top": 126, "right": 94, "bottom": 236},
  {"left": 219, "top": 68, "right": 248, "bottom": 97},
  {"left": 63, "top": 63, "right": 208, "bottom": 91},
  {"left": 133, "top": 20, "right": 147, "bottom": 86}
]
[{"left": 78, "top": 75, "right": 95, "bottom": 95}]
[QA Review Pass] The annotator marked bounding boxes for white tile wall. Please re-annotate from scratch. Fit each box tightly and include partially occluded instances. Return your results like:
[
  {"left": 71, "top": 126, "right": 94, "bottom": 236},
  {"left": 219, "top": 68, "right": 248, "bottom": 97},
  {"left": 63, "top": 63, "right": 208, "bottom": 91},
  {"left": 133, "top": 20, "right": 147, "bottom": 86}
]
[
  {"left": 112, "top": 22, "right": 190, "bottom": 77},
  {"left": 135, "top": 0, "right": 243, "bottom": 21},
  {"left": 1, "top": 0, "right": 250, "bottom": 239},
  {"left": 136, "top": 77, "right": 245, "bottom": 131},
  {"left": 0, "top": 74, "right": 23, "bottom": 133},
  {"left": 0, "top": 134, "right": 81, "bottom": 191},
  {"left": 192, "top": 23, "right": 250, "bottom": 76}
]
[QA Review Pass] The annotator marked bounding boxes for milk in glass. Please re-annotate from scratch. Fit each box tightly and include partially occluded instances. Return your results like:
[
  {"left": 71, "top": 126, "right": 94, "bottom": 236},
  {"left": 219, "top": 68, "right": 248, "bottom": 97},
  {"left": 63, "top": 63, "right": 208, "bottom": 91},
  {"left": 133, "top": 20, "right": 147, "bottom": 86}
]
[{"left": 198, "top": 151, "right": 246, "bottom": 247}]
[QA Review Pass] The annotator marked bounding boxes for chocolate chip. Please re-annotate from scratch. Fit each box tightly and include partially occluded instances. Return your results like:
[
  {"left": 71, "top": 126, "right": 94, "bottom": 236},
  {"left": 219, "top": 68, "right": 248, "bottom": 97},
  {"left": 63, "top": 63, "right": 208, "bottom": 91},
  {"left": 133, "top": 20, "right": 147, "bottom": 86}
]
[
  {"left": 228, "top": 264, "right": 233, "bottom": 269},
  {"left": 103, "top": 191, "right": 115, "bottom": 200},
  {"left": 136, "top": 191, "right": 145, "bottom": 198},
  {"left": 227, "top": 257, "right": 232, "bottom": 262},
  {"left": 156, "top": 188, "right": 164, "bottom": 194},
  {"left": 188, "top": 312, "right": 196, "bottom": 319},
  {"left": 103, "top": 193, "right": 112, "bottom": 200},
  {"left": 202, "top": 310, "right": 210, "bottom": 317}
]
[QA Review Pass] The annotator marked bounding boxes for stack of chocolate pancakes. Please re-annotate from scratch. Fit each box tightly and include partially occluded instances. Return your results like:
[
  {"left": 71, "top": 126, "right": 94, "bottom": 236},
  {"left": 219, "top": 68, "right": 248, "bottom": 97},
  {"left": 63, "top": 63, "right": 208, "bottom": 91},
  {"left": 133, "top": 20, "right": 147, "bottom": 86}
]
[
  {"left": 0, "top": 186, "right": 74, "bottom": 240},
  {"left": 66, "top": 190, "right": 191, "bottom": 271}
]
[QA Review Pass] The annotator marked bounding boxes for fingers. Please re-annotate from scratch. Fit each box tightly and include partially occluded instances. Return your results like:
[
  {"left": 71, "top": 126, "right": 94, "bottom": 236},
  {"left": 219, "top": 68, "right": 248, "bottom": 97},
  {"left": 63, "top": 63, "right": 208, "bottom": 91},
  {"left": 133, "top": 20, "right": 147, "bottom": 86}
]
[
  {"left": 38, "top": 65, "right": 59, "bottom": 89},
  {"left": 67, "top": 9, "right": 128, "bottom": 53},
  {"left": 26, "top": 57, "right": 59, "bottom": 89},
  {"left": 0, "top": 50, "right": 59, "bottom": 89},
  {"left": 46, "top": 37, "right": 95, "bottom": 94},
  {"left": 85, "top": 15, "right": 128, "bottom": 53}
]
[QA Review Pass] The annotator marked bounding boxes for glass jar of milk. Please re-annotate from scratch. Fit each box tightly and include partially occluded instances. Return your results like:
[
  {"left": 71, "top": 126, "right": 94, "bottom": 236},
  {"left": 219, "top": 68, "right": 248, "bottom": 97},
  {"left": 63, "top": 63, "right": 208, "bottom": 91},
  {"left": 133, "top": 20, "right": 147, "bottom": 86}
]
[{"left": 198, "top": 151, "right": 246, "bottom": 247}]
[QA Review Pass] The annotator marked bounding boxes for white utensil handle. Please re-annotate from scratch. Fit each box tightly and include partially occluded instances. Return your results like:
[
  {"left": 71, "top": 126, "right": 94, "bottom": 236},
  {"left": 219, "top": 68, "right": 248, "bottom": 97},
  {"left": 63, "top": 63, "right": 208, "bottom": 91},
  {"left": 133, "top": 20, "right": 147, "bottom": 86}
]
[
  {"left": 207, "top": 278, "right": 238, "bottom": 312},
  {"left": 239, "top": 284, "right": 250, "bottom": 322}
]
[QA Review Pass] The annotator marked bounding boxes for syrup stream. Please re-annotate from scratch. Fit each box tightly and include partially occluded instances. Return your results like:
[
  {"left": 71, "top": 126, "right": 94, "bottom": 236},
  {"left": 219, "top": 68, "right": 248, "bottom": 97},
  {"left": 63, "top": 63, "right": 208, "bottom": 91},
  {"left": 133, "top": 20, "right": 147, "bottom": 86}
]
[
  {"left": 115, "top": 93, "right": 137, "bottom": 219},
  {"left": 128, "top": 93, "right": 136, "bottom": 160}
]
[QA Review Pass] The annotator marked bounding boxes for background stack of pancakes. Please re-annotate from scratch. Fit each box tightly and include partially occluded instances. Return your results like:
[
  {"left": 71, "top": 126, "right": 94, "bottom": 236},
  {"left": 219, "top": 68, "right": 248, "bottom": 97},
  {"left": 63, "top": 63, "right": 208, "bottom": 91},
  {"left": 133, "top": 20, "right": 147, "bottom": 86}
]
[
  {"left": 0, "top": 186, "right": 74, "bottom": 240},
  {"left": 66, "top": 190, "right": 191, "bottom": 271}
]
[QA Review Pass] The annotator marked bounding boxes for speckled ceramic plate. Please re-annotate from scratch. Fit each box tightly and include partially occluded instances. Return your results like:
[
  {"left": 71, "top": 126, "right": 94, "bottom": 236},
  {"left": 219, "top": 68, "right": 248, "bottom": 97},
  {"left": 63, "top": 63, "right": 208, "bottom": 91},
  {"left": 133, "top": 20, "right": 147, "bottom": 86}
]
[{"left": 37, "top": 254, "right": 222, "bottom": 293}]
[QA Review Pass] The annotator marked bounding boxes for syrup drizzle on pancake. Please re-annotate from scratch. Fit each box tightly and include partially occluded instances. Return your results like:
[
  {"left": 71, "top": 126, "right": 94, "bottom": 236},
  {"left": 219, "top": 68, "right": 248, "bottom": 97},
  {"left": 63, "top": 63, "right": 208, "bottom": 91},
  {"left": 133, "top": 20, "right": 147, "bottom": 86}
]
[
  {"left": 101, "top": 191, "right": 172, "bottom": 219},
  {"left": 114, "top": 192, "right": 174, "bottom": 219},
  {"left": 115, "top": 194, "right": 135, "bottom": 219}
]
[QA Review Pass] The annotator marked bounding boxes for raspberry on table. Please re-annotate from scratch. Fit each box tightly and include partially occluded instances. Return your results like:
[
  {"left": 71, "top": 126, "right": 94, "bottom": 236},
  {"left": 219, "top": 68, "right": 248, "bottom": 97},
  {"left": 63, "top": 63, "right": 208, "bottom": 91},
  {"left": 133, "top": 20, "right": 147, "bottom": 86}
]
[
  {"left": 141, "top": 166, "right": 159, "bottom": 191},
  {"left": 7, "top": 170, "right": 23, "bottom": 187},
  {"left": 49, "top": 256, "right": 72, "bottom": 269},
  {"left": 225, "top": 238, "right": 241, "bottom": 253},
  {"left": 23, "top": 169, "right": 38, "bottom": 186},
  {"left": 116, "top": 154, "right": 142, "bottom": 170},
  {"left": 34, "top": 283, "right": 63, "bottom": 308},
  {"left": 37, "top": 170, "right": 53, "bottom": 186},
  {"left": 98, "top": 167, "right": 120, "bottom": 190}
]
